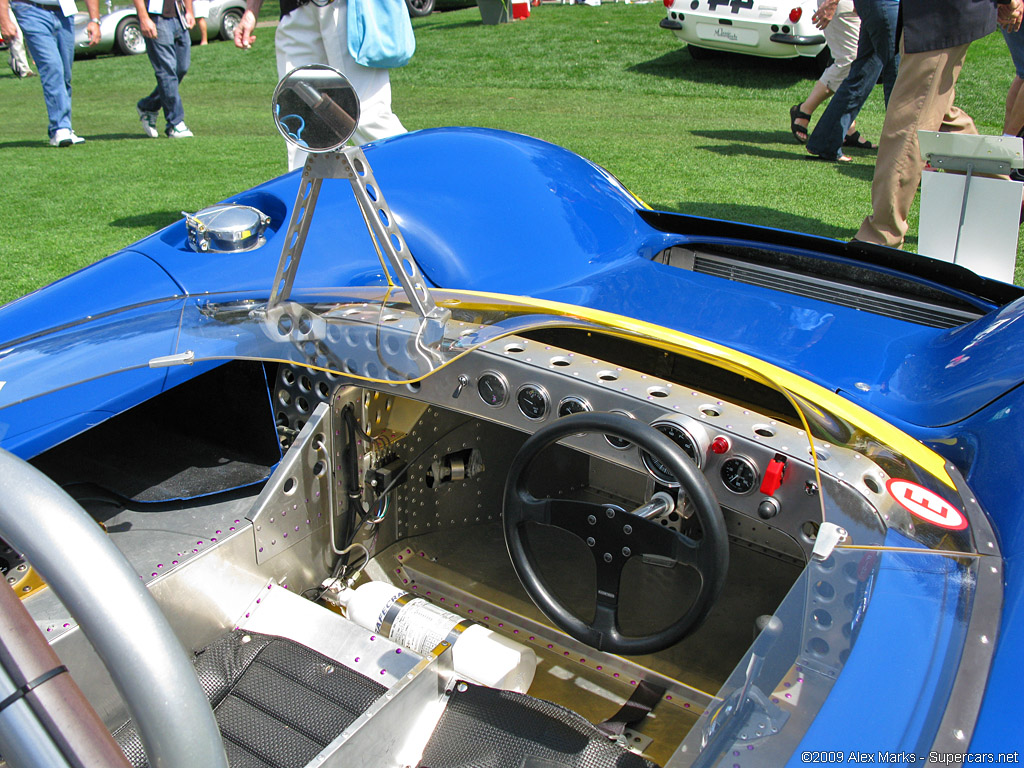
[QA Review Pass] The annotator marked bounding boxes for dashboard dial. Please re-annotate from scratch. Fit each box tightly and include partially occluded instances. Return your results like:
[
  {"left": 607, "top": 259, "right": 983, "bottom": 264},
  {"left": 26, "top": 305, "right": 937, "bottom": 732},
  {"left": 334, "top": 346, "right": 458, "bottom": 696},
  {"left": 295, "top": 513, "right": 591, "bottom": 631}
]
[
  {"left": 641, "top": 422, "right": 701, "bottom": 486},
  {"left": 516, "top": 385, "right": 549, "bottom": 420},
  {"left": 721, "top": 456, "right": 758, "bottom": 495},
  {"left": 605, "top": 410, "right": 635, "bottom": 450},
  {"left": 477, "top": 371, "right": 509, "bottom": 407},
  {"left": 557, "top": 396, "right": 591, "bottom": 418}
]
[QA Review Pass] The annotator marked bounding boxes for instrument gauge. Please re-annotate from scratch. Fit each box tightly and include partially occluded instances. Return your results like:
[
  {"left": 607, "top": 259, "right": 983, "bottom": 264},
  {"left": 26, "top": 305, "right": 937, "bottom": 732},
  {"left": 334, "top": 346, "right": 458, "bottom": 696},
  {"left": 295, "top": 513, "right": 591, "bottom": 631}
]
[
  {"left": 477, "top": 371, "right": 509, "bottom": 408},
  {"left": 516, "top": 385, "right": 549, "bottom": 421},
  {"left": 641, "top": 422, "right": 701, "bottom": 486},
  {"left": 605, "top": 410, "right": 635, "bottom": 450},
  {"left": 721, "top": 456, "right": 758, "bottom": 495},
  {"left": 557, "top": 396, "right": 592, "bottom": 418}
]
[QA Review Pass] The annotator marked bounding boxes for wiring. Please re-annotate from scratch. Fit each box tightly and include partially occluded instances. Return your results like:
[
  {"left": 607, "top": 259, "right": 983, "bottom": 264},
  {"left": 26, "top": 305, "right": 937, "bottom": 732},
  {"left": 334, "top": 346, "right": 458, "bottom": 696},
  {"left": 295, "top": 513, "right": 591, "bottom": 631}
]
[{"left": 305, "top": 541, "right": 370, "bottom": 604}]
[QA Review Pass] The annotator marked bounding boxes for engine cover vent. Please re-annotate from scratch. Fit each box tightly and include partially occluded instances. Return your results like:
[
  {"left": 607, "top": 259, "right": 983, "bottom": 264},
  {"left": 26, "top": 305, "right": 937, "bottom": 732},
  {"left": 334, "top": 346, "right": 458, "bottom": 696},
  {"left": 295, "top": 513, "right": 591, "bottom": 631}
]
[{"left": 659, "top": 247, "right": 981, "bottom": 329}]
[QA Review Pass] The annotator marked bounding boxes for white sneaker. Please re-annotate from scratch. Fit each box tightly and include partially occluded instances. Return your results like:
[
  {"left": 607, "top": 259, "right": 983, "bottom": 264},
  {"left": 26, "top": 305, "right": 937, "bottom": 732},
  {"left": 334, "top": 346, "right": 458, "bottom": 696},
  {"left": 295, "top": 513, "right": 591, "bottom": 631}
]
[
  {"left": 166, "top": 122, "right": 193, "bottom": 138},
  {"left": 69, "top": 131, "right": 85, "bottom": 145},
  {"left": 49, "top": 128, "right": 73, "bottom": 147},
  {"left": 137, "top": 106, "right": 159, "bottom": 138}
]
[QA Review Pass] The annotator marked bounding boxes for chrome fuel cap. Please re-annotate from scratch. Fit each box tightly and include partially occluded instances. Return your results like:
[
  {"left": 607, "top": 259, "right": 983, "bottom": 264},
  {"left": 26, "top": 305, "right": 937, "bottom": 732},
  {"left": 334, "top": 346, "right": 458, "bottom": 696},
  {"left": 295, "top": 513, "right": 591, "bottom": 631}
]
[{"left": 184, "top": 203, "right": 270, "bottom": 253}]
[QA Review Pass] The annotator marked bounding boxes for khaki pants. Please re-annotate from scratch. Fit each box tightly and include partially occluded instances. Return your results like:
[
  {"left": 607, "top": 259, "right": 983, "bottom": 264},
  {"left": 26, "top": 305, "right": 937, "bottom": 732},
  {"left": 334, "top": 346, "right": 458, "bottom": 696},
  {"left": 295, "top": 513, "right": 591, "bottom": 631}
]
[{"left": 855, "top": 41, "right": 976, "bottom": 247}]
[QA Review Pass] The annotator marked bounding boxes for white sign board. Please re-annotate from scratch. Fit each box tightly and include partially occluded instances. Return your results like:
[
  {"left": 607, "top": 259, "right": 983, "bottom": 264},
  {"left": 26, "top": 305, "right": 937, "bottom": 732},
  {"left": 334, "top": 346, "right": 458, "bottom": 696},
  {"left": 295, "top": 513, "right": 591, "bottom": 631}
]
[{"left": 918, "top": 171, "right": 1021, "bottom": 284}]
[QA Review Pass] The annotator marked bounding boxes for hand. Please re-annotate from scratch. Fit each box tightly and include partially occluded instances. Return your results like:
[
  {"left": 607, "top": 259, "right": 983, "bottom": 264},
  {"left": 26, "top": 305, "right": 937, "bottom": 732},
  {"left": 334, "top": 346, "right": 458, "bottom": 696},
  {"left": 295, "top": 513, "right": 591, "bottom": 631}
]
[
  {"left": 0, "top": 14, "right": 19, "bottom": 41},
  {"left": 184, "top": 10, "right": 194, "bottom": 27},
  {"left": 140, "top": 13, "right": 157, "bottom": 37},
  {"left": 87, "top": 20, "right": 101, "bottom": 45},
  {"left": 999, "top": 0, "right": 1023, "bottom": 33},
  {"left": 233, "top": 9, "right": 256, "bottom": 48},
  {"left": 811, "top": 0, "right": 837, "bottom": 30}
]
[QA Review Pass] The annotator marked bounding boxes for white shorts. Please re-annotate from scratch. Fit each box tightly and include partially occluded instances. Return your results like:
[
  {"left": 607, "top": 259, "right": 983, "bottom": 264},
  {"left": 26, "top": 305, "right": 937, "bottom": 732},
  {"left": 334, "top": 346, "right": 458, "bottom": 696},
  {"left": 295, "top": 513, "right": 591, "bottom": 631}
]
[
  {"left": 276, "top": 0, "right": 407, "bottom": 170},
  {"left": 819, "top": 0, "right": 859, "bottom": 92}
]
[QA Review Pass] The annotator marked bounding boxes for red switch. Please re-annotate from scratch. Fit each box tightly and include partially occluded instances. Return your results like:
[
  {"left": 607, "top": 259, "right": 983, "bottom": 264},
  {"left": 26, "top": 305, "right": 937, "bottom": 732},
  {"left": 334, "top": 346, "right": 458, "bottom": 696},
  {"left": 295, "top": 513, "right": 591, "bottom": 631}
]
[
  {"left": 760, "top": 456, "right": 787, "bottom": 495},
  {"left": 711, "top": 436, "right": 730, "bottom": 455}
]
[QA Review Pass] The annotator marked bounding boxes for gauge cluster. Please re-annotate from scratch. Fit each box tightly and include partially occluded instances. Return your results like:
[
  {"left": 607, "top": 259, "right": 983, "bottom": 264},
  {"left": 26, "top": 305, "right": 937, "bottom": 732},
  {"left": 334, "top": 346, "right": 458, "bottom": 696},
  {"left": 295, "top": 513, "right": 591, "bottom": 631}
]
[
  {"left": 387, "top": 334, "right": 871, "bottom": 558},
  {"left": 640, "top": 421, "right": 705, "bottom": 485}
]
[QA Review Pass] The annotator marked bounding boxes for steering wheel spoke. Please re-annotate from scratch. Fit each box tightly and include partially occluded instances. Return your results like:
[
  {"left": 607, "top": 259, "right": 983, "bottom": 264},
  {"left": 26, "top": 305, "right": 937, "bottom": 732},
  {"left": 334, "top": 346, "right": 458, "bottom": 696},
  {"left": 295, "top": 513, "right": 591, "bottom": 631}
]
[
  {"left": 672, "top": 529, "right": 710, "bottom": 571},
  {"left": 548, "top": 498, "right": 610, "bottom": 537},
  {"left": 504, "top": 412, "right": 729, "bottom": 655},
  {"left": 514, "top": 495, "right": 610, "bottom": 533},
  {"left": 592, "top": 602, "right": 620, "bottom": 646}
]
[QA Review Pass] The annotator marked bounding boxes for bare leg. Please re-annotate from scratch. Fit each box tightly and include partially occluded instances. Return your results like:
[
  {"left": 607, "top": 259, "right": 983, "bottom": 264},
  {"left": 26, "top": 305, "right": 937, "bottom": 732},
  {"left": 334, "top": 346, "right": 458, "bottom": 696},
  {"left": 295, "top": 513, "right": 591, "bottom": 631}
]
[
  {"left": 794, "top": 80, "right": 834, "bottom": 139},
  {"left": 1004, "top": 75, "right": 1024, "bottom": 135}
]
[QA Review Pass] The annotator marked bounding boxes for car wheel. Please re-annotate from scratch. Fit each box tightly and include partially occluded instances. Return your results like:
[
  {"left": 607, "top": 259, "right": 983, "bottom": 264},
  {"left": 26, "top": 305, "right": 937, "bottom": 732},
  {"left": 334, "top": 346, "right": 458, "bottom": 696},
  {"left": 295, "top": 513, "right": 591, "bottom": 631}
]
[
  {"left": 405, "top": 0, "right": 434, "bottom": 16},
  {"left": 115, "top": 16, "right": 146, "bottom": 55},
  {"left": 220, "top": 8, "right": 242, "bottom": 40},
  {"left": 686, "top": 44, "right": 716, "bottom": 61}
]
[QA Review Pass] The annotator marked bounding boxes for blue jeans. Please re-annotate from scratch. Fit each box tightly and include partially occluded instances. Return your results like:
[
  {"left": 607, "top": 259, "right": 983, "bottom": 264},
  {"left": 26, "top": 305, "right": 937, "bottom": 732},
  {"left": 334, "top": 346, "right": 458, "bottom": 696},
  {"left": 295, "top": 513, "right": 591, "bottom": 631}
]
[
  {"left": 11, "top": 1, "right": 74, "bottom": 137},
  {"left": 138, "top": 15, "right": 190, "bottom": 129},
  {"left": 1004, "top": 26, "right": 1024, "bottom": 77},
  {"left": 806, "top": 0, "right": 900, "bottom": 160}
]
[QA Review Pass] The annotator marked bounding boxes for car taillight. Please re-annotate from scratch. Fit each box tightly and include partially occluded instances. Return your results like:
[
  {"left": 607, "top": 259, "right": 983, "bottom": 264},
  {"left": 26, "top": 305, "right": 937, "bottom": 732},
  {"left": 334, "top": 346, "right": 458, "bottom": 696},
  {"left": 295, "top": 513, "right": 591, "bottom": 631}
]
[
  {"left": 663, "top": 0, "right": 673, "bottom": 7},
  {"left": 789, "top": 6, "right": 802, "bottom": 22}
]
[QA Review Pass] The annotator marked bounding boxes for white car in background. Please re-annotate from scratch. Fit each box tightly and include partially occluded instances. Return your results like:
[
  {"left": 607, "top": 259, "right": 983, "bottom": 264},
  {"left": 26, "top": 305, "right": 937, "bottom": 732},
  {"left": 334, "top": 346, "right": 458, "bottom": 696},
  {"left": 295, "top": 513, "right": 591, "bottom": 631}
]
[
  {"left": 73, "top": 0, "right": 244, "bottom": 56},
  {"left": 660, "top": 0, "right": 828, "bottom": 65}
]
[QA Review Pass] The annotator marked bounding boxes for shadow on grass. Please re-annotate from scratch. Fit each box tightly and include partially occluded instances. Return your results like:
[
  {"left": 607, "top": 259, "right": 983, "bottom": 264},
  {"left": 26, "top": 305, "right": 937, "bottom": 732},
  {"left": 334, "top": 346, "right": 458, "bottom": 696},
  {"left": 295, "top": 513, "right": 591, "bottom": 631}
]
[
  {"left": 834, "top": 157, "right": 878, "bottom": 181},
  {"left": 691, "top": 128, "right": 798, "bottom": 147},
  {"left": 421, "top": 18, "right": 484, "bottom": 29},
  {"left": 0, "top": 133, "right": 146, "bottom": 149},
  {"left": 657, "top": 201, "right": 856, "bottom": 240},
  {"left": 0, "top": 139, "right": 50, "bottom": 149},
  {"left": 80, "top": 133, "right": 150, "bottom": 141},
  {"left": 693, "top": 138, "right": 878, "bottom": 179},
  {"left": 109, "top": 211, "right": 183, "bottom": 229},
  {"left": 629, "top": 48, "right": 811, "bottom": 88}
]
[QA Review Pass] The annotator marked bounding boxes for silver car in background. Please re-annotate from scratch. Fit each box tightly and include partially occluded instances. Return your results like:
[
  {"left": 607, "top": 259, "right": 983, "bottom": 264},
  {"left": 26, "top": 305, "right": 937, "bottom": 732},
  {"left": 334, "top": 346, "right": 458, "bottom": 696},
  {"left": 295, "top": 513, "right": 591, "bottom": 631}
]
[{"left": 74, "top": 0, "right": 244, "bottom": 56}]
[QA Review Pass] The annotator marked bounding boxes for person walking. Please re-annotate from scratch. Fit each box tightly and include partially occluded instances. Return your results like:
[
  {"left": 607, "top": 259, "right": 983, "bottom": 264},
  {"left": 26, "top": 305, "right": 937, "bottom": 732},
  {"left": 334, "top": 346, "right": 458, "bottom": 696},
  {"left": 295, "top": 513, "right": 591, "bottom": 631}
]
[
  {"left": 134, "top": 0, "right": 195, "bottom": 139},
  {"left": 6, "top": 5, "right": 35, "bottom": 77},
  {"left": 805, "top": 0, "right": 900, "bottom": 162},
  {"left": 855, "top": 0, "right": 1024, "bottom": 247},
  {"left": 789, "top": 0, "right": 861, "bottom": 144},
  {"left": 1001, "top": 25, "right": 1024, "bottom": 137},
  {"left": 233, "top": 0, "right": 408, "bottom": 170},
  {"left": 0, "top": 0, "right": 100, "bottom": 145},
  {"left": 193, "top": 0, "right": 208, "bottom": 43}
]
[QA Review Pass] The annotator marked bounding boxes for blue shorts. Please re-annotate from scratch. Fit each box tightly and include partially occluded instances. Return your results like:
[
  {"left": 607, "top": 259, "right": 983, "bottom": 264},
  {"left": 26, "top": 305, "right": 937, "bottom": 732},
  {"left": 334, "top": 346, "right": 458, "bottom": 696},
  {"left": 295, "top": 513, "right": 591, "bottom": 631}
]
[{"left": 1004, "top": 27, "right": 1024, "bottom": 78}]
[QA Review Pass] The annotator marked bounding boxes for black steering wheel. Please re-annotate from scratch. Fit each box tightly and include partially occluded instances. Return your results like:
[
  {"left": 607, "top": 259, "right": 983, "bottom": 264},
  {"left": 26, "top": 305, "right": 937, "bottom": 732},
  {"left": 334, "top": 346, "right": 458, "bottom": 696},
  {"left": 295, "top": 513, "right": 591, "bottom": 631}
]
[{"left": 503, "top": 412, "right": 729, "bottom": 655}]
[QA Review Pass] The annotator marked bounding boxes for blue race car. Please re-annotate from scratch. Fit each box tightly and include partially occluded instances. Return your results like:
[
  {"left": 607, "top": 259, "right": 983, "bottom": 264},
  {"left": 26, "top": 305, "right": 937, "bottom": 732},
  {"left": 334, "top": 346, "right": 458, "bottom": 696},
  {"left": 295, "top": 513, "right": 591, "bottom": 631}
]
[{"left": 0, "top": 66, "right": 1018, "bottom": 768}]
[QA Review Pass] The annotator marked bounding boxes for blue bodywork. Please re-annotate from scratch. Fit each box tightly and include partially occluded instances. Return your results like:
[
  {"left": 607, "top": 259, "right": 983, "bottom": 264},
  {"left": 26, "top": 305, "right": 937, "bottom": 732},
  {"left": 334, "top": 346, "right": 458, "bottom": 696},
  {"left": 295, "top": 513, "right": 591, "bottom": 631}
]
[{"left": 1, "top": 126, "right": 1021, "bottom": 760}]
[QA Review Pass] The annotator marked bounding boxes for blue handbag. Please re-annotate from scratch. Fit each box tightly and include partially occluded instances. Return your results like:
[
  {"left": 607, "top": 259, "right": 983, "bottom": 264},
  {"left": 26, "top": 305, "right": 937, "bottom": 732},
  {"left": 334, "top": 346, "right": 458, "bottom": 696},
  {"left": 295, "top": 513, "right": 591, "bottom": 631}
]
[{"left": 348, "top": 0, "right": 416, "bottom": 68}]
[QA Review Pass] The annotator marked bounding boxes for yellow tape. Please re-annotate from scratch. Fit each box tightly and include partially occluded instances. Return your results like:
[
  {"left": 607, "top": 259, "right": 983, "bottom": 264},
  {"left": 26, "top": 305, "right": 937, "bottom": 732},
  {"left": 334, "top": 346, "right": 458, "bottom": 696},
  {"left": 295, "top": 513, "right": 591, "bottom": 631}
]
[{"left": 442, "top": 289, "right": 953, "bottom": 487}]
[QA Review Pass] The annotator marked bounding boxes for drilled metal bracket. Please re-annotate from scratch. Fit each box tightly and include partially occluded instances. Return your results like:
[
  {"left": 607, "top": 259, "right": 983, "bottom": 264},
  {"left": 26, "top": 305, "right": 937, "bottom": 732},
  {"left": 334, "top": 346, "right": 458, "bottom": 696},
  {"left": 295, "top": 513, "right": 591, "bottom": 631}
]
[
  {"left": 248, "top": 402, "right": 334, "bottom": 564},
  {"left": 267, "top": 148, "right": 449, "bottom": 329},
  {"left": 269, "top": 174, "right": 322, "bottom": 307}
]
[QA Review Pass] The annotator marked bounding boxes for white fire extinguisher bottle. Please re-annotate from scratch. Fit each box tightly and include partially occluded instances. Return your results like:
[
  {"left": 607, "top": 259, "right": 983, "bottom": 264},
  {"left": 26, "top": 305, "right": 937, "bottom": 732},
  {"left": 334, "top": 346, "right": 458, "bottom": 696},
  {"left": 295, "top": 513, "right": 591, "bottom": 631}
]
[{"left": 333, "top": 581, "right": 537, "bottom": 693}]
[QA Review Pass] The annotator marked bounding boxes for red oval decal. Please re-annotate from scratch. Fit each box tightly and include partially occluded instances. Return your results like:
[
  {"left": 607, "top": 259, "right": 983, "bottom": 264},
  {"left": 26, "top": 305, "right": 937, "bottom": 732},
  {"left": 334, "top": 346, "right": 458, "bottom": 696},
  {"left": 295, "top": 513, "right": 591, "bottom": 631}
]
[{"left": 886, "top": 479, "right": 967, "bottom": 531}]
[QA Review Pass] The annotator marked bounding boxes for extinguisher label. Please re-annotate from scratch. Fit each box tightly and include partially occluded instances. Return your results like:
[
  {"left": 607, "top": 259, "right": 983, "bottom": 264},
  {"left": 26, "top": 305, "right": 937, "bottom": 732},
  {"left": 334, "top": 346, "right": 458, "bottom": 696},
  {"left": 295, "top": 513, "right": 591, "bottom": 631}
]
[{"left": 390, "top": 598, "right": 462, "bottom": 656}]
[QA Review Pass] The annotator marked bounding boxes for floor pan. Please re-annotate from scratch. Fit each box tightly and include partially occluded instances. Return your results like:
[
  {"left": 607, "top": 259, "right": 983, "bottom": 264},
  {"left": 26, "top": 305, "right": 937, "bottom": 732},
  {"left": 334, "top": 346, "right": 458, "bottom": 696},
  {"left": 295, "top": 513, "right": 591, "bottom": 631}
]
[{"left": 371, "top": 522, "right": 801, "bottom": 765}]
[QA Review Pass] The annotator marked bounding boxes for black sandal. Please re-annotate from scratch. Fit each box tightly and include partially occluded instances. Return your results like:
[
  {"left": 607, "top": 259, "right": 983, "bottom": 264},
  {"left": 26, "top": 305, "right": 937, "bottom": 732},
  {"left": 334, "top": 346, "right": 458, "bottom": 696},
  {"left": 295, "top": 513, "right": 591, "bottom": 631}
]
[
  {"left": 843, "top": 131, "right": 875, "bottom": 150},
  {"left": 790, "top": 104, "right": 811, "bottom": 144}
]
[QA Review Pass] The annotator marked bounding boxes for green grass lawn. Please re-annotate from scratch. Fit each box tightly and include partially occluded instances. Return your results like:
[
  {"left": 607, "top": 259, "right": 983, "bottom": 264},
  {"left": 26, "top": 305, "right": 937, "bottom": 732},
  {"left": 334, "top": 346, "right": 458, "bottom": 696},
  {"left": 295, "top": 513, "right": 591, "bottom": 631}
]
[{"left": 1, "top": 3, "right": 1020, "bottom": 305}]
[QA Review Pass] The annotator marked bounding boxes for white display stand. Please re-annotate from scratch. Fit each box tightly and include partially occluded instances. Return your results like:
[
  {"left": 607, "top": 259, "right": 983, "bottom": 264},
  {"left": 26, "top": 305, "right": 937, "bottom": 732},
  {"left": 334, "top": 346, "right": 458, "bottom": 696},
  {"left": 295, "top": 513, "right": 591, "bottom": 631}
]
[{"left": 917, "top": 131, "right": 1023, "bottom": 283}]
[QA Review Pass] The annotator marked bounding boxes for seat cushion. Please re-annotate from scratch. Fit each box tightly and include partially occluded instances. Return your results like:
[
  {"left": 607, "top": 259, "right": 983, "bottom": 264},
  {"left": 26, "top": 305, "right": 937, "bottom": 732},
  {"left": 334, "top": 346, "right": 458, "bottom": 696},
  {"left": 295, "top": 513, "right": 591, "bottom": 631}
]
[
  {"left": 417, "top": 682, "right": 660, "bottom": 768},
  {"left": 114, "top": 629, "right": 387, "bottom": 768}
]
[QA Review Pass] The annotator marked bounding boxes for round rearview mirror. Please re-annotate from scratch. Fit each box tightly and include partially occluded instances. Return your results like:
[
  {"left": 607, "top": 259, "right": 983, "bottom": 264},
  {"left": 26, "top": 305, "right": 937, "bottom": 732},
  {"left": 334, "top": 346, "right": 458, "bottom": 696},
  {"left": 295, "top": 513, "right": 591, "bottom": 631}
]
[{"left": 272, "top": 65, "right": 360, "bottom": 153}]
